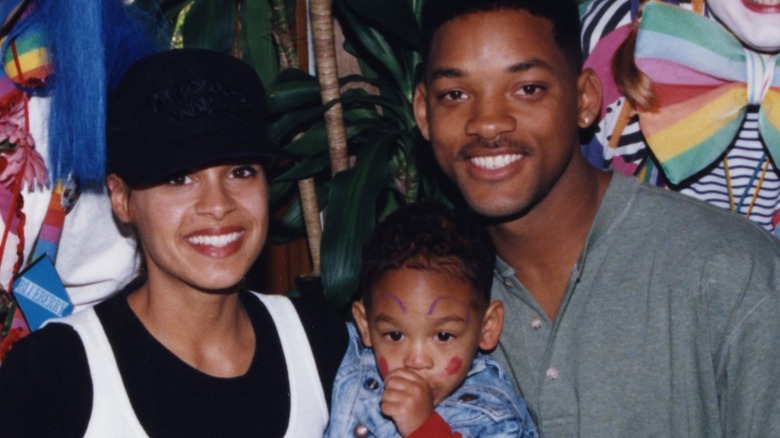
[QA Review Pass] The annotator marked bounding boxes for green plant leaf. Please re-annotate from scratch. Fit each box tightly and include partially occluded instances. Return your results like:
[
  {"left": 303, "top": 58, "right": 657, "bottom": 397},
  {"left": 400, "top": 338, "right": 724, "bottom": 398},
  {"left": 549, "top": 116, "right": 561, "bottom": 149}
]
[
  {"left": 340, "top": 0, "right": 420, "bottom": 49},
  {"left": 240, "top": 0, "right": 277, "bottom": 86},
  {"left": 269, "top": 102, "right": 333, "bottom": 143},
  {"left": 270, "top": 181, "right": 330, "bottom": 243},
  {"left": 275, "top": 152, "right": 330, "bottom": 181},
  {"left": 132, "top": 0, "right": 190, "bottom": 41},
  {"left": 181, "top": 0, "right": 235, "bottom": 52},
  {"left": 320, "top": 133, "right": 394, "bottom": 309},
  {"left": 334, "top": 2, "right": 404, "bottom": 89},
  {"left": 267, "top": 69, "right": 321, "bottom": 113}
]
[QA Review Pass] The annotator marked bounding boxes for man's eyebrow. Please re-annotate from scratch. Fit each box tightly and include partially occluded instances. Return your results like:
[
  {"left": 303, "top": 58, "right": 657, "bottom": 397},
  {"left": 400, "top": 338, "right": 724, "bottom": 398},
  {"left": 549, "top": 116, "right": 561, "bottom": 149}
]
[
  {"left": 428, "top": 67, "right": 464, "bottom": 82},
  {"left": 507, "top": 58, "right": 553, "bottom": 73},
  {"left": 428, "top": 58, "right": 553, "bottom": 82}
]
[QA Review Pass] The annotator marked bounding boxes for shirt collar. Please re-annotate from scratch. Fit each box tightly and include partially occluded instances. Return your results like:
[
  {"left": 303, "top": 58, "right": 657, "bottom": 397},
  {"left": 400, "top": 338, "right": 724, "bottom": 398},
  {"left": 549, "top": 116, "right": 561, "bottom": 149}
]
[{"left": 495, "top": 171, "right": 639, "bottom": 279}]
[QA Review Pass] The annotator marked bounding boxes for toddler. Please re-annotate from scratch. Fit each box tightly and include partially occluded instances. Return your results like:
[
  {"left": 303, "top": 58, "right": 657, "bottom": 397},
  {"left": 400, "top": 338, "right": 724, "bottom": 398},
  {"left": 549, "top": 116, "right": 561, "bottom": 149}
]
[{"left": 326, "top": 202, "right": 537, "bottom": 437}]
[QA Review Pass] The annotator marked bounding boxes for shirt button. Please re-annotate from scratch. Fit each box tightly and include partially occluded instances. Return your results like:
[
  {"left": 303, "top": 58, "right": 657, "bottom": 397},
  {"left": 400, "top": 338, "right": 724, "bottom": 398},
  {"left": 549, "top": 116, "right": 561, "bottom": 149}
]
[
  {"left": 353, "top": 424, "right": 369, "bottom": 437},
  {"left": 530, "top": 317, "right": 543, "bottom": 330},
  {"left": 364, "top": 378, "right": 379, "bottom": 390},
  {"left": 504, "top": 278, "right": 513, "bottom": 287},
  {"left": 458, "top": 393, "right": 478, "bottom": 402},
  {"left": 546, "top": 367, "right": 560, "bottom": 381}
]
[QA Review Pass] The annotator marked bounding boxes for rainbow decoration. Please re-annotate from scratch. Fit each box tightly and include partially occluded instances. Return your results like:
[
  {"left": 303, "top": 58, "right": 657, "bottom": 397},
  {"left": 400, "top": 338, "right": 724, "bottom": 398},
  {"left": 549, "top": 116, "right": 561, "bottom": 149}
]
[{"left": 634, "top": 2, "right": 780, "bottom": 184}]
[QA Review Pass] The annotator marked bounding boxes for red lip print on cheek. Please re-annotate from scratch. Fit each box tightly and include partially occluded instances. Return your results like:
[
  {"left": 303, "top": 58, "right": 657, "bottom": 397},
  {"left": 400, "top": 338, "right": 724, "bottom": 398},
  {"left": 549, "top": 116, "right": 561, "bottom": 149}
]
[
  {"left": 379, "top": 356, "right": 390, "bottom": 376},
  {"left": 445, "top": 356, "right": 463, "bottom": 376}
]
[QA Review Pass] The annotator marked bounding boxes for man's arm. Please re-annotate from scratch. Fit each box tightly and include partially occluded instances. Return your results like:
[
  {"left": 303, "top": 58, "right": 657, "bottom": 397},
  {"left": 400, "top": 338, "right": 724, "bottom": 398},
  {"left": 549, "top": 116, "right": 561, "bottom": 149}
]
[{"left": 720, "top": 292, "right": 780, "bottom": 436}]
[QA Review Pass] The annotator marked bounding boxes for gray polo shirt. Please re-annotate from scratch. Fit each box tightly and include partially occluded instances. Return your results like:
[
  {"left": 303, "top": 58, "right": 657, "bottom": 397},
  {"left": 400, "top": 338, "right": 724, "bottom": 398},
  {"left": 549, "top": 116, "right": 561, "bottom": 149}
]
[{"left": 491, "top": 173, "right": 780, "bottom": 437}]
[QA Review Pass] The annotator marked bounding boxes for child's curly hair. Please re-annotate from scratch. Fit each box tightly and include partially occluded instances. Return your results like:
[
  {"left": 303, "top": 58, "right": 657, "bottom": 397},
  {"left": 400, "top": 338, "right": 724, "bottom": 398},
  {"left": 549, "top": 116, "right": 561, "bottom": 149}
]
[{"left": 359, "top": 202, "right": 495, "bottom": 311}]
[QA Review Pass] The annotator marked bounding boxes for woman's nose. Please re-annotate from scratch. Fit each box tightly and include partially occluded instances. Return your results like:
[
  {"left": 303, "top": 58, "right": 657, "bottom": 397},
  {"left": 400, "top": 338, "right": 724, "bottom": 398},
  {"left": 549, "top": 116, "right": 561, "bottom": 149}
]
[{"left": 195, "top": 180, "right": 237, "bottom": 219}]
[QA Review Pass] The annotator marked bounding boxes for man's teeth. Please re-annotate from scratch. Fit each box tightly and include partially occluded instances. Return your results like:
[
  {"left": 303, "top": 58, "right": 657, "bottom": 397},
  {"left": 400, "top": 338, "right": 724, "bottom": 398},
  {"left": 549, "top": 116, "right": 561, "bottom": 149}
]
[
  {"left": 749, "top": 0, "right": 780, "bottom": 6},
  {"left": 470, "top": 154, "right": 523, "bottom": 170},
  {"left": 188, "top": 232, "right": 244, "bottom": 247}
]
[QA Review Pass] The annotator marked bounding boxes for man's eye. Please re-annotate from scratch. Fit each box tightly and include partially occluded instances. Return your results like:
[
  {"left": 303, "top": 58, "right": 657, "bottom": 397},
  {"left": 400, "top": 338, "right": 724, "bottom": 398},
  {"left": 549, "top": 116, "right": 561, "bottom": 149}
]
[
  {"left": 516, "top": 84, "right": 544, "bottom": 96},
  {"left": 436, "top": 332, "right": 454, "bottom": 342},
  {"left": 438, "top": 90, "right": 467, "bottom": 101},
  {"left": 384, "top": 332, "right": 403, "bottom": 341}
]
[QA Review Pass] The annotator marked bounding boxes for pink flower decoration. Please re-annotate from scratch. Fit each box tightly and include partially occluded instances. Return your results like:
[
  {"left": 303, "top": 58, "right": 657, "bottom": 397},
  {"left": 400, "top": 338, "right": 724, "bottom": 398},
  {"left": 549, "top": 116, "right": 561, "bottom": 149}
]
[{"left": 0, "top": 103, "right": 49, "bottom": 191}]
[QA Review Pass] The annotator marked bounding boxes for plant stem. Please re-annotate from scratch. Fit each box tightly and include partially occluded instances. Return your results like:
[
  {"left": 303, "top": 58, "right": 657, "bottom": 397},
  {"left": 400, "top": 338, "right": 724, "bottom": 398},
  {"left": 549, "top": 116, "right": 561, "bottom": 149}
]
[
  {"left": 309, "top": 0, "right": 349, "bottom": 175},
  {"left": 270, "top": 0, "right": 300, "bottom": 69},
  {"left": 270, "top": 0, "right": 323, "bottom": 274}
]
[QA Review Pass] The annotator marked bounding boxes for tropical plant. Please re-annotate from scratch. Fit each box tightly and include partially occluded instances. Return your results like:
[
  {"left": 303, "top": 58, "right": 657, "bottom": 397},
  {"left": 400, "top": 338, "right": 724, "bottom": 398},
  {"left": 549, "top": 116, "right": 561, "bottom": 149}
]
[
  {"left": 267, "top": 0, "right": 462, "bottom": 312},
  {"left": 134, "top": 0, "right": 294, "bottom": 86}
]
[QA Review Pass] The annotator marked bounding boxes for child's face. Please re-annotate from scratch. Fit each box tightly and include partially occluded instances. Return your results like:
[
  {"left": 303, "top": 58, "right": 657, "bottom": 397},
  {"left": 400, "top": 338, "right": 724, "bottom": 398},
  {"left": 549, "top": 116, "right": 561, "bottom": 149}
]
[{"left": 353, "top": 267, "right": 503, "bottom": 406}]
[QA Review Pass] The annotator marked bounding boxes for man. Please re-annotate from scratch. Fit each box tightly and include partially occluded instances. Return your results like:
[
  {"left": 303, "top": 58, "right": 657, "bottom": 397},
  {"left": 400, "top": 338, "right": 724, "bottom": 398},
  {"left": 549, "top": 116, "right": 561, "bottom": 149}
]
[{"left": 413, "top": 0, "right": 780, "bottom": 436}]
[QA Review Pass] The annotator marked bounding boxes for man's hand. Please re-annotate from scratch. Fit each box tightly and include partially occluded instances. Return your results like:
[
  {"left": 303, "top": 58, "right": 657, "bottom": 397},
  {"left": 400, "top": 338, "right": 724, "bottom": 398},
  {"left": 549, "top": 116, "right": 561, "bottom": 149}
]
[{"left": 380, "top": 368, "right": 435, "bottom": 436}]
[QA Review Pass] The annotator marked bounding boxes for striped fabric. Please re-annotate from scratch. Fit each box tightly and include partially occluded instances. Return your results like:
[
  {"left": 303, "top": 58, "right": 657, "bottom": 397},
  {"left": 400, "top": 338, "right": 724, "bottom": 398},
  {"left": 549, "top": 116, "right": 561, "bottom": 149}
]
[
  {"left": 0, "top": 18, "right": 51, "bottom": 108},
  {"left": 680, "top": 110, "right": 780, "bottom": 231},
  {"left": 581, "top": 0, "right": 634, "bottom": 56},
  {"left": 634, "top": 2, "right": 780, "bottom": 184},
  {"left": 581, "top": 0, "right": 780, "bottom": 235}
]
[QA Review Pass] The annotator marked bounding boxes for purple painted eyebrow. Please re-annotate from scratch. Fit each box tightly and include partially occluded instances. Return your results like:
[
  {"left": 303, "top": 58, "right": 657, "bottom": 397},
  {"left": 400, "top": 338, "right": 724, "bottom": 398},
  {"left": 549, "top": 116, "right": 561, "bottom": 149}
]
[
  {"left": 427, "top": 296, "right": 471, "bottom": 325},
  {"left": 377, "top": 292, "right": 407, "bottom": 313}
]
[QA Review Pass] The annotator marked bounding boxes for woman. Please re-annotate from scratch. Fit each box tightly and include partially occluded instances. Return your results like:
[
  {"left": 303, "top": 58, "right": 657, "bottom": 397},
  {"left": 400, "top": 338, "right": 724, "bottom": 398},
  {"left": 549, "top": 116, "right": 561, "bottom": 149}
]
[{"left": 0, "top": 49, "right": 347, "bottom": 437}]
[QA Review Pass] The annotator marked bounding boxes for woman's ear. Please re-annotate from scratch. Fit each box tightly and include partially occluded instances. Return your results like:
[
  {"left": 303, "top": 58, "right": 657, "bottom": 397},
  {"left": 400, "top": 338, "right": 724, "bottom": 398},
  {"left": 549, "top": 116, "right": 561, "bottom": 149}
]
[
  {"left": 352, "top": 301, "right": 373, "bottom": 348},
  {"left": 106, "top": 174, "right": 132, "bottom": 224},
  {"left": 478, "top": 300, "right": 505, "bottom": 351}
]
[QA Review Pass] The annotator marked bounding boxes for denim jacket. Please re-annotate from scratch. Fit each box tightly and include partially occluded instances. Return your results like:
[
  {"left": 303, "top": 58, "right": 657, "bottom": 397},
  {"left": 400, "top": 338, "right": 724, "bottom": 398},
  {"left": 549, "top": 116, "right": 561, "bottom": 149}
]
[{"left": 325, "top": 324, "right": 538, "bottom": 438}]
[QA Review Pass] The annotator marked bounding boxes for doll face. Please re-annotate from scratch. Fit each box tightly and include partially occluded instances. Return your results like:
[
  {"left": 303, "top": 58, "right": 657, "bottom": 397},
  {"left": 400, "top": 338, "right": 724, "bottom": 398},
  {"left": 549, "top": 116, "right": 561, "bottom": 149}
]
[{"left": 707, "top": 0, "right": 780, "bottom": 52}]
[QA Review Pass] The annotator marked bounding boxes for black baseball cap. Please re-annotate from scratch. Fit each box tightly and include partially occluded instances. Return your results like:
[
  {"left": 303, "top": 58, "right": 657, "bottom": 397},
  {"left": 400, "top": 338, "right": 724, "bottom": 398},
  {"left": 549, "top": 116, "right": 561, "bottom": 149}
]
[{"left": 106, "top": 48, "right": 286, "bottom": 188}]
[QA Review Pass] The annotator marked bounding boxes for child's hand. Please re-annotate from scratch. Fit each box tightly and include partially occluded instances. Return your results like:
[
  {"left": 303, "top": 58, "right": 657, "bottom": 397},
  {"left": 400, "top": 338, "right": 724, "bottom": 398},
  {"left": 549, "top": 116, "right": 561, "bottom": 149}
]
[{"left": 380, "top": 368, "right": 435, "bottom": 436}]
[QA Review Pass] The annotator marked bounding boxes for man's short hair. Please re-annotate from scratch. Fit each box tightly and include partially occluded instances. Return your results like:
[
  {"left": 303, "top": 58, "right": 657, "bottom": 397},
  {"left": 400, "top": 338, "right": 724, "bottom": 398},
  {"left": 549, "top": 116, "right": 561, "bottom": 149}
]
[
  {"left": 359, "top": 202, "right": 495, "bottom": 310},
  {"left": 419, "top": 0, "right": 583, "bottom": 79}
]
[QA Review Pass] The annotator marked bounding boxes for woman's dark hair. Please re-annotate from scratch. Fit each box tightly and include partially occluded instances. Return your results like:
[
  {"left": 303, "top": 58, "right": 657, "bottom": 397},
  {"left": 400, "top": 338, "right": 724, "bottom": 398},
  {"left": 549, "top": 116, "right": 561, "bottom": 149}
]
[
  {"left": 419, "top": 0, "right": 584, "bottom": 79},
  {"left": 360, "top": 202, "right": 495, "bottom": 310}
]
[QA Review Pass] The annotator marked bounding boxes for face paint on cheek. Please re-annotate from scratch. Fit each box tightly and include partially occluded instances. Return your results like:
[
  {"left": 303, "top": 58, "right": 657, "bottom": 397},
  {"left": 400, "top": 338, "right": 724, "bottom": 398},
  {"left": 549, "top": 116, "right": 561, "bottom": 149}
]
[
  {"left": 445, "top": 356, "right": 464, "bottom": 376},
  {"left": 378, "top": 356, "right": 390, "bottom": 376}
]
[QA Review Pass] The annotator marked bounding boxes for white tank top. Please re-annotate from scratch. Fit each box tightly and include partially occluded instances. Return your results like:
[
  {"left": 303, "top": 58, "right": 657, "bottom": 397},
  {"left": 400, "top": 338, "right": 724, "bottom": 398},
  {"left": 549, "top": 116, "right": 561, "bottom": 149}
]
[{"left": 49, "top": 292, "right": 328, "bottom": 437}]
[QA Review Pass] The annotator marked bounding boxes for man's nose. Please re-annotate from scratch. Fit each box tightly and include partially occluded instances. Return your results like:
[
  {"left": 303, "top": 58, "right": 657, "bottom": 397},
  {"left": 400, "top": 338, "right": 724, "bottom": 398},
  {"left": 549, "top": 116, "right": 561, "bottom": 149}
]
[{"left": 465, "top": 98, "right": 516, "bottom": 141}]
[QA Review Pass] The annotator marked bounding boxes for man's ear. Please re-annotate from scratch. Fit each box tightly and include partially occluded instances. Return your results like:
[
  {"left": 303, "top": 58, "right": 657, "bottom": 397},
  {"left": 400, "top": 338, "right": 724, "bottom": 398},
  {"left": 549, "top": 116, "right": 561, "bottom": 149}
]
[
  {"left": 352, "top": 301, "right": 373, "bottom": 348},
  {"left": 106, "top": 174, "right": 132, "bottom": 224},
  {"left": 576, "top": 68, "right": 603, "bottom": 128},
  {"left": 478, "top": 300, "right": 504, "bottom": 351},
  {"left": 413, "top": 81, "right": 431, "bottom": 141}
]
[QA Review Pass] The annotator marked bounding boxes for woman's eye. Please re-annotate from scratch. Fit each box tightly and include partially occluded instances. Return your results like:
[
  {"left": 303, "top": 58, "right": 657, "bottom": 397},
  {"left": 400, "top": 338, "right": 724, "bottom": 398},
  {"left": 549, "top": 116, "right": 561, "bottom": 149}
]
[
  {"left": 230, "top": 165, "right": 258, "bottom": 179},
  {"left": 436, "top": 332, "right": 454, "bottom": 342},
  {"left": 168, "top": 174, "right": 192, "bottom": 185}
]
